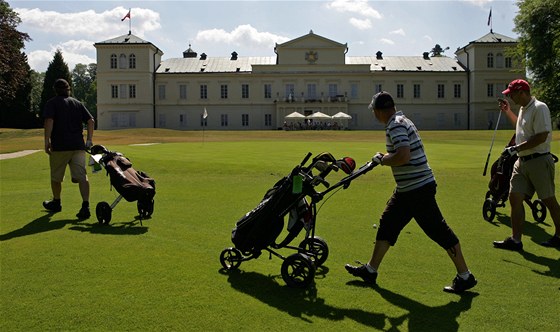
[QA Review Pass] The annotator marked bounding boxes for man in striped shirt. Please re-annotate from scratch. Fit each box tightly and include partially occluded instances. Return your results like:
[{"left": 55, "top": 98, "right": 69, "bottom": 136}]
[{"left": 345, "top": 91, "right": 477, "bottom": 293}]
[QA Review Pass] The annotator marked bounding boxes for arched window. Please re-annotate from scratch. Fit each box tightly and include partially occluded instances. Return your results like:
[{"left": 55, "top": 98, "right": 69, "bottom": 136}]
[
  {"left": 119, "top": 54, "right": 127, "bottom": 69},
  {"left": 129, "top": 54, "right": 136, "bottom": 69},
  {"left": 496, "top": 53, "right": 504, "bottom": 68},
  {"left": 487, "top": 52, "right": 494, "bottom": 68},
  {"left": 110, "top": 54, "right": 117, "bottom": 69}
]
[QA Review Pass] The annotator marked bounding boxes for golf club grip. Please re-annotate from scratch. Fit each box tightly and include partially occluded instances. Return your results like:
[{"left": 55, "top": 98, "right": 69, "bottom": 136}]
[{"left": 483, "top": 153, "right": 491, "bottom": 176}]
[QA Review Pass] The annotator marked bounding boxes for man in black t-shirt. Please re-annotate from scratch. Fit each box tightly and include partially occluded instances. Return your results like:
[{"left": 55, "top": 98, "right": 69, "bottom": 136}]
[{"left": 43, "top": 78, "right": 94, "bottom": 219}]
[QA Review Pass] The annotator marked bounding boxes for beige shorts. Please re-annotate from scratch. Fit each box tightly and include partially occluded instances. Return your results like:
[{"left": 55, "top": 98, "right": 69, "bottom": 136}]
[
  {"left": 510, "top": 154, "right": 555, "bottom": 199},
  {"left": 50, "top": 150, "right": 88, "bottom": 183}
]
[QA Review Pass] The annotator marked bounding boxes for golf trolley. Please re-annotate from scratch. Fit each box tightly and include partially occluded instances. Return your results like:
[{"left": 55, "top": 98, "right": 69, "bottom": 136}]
[
  {"left": 89, "top": 145, "right": 155, "bottom": 225},
  {"left": 482, "top": 135, "right": 552, "bottom": 223},
  {"left": 220, "top": 152, "right": 377, "bottom": 288}
]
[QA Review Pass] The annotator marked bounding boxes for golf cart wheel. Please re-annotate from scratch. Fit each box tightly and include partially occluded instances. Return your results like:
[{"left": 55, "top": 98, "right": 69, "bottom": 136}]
[
  {"left": 298, "top": 236, "right": 329, "bottom": 267},
  {"left": 96, "top": 201, "right": 112, "bottom": 225},
  {"left": 281, "top": 253, "right": 316, "bottom": 288},
  {"left": 532, "top": 199, "right": 547, "bottom": 223},
  {"left": 137, "top": 199, "right": 155, "bottom": 219},
  {"left": 482, "top": 198, "right": 496, "bottom": 222},
  {"left": 220, "top": 247, "right": 242, "bottom": 270}
]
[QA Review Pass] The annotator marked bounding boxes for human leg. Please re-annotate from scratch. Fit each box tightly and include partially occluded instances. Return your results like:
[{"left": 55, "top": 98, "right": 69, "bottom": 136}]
[
  {"left": 69, "top": 151, "right": 90, "bottom": 219},
  {"left": 43, "top": 152, "right": 69, "bottom": 212}
]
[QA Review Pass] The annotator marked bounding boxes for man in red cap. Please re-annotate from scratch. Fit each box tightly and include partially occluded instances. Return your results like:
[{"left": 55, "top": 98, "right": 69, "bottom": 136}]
[{"left": 494, "top": 79, "right": 560, "bottom": 250}]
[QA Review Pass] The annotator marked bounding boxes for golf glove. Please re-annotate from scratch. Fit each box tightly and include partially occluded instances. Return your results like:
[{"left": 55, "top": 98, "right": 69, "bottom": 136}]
[
  {"left": 85, "top": 140, "right": 93, "bottom": 149},
  {"left": 372, "top": 152, "right": 384, "bottom": 165},
  {"left": 502, "top": 145, "right": 518, "bottom": 157}
]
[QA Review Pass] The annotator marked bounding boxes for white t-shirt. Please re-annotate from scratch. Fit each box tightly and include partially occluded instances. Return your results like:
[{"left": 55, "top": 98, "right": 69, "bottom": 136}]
[{"left": 515, "top": 97, "right": 552, "bottom": 156}]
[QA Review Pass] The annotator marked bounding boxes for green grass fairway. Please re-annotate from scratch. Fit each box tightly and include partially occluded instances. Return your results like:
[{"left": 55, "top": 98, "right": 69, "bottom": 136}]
[{"left": 1, "top": 130, "right": 559, "bottom": 331}]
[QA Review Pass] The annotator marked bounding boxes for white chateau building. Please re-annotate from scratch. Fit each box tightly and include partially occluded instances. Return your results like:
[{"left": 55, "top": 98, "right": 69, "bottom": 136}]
[{"left": 94, "top": 30, "right": 522, "bottom": 130}]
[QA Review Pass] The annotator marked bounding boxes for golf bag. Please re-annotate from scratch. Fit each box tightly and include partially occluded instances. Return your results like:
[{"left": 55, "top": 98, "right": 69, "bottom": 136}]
[
  {"left": 90, "top": 145, "right": 155, "bottom": 225},
  {"left": 220, "top": 152, "right": 376, "bottom": 288},
  {"left": 482, "top": 135, "right": 550, "bottom": 223}
]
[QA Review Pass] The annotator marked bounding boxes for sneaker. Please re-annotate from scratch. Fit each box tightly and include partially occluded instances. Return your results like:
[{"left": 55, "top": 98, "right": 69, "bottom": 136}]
[
  {"left": 540, "top": 236, "right": 560, "bottom": 248},
  {"left": 43, "top": 199, "right": 61, "bottom": 212},
  {"left": 76, "top": 206, "right": 90, "bottom": 220},
  {"left": 493, "top": 237, "right": 523, "bottom": 251},
  {"left": 345, "top": 263, "right": 378, "bottom": 284},
  {"left": 443, "top": 274, "right": 477, "bottom": 294}
]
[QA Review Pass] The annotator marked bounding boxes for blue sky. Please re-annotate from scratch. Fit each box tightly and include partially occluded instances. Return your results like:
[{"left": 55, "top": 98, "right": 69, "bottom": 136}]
[{"left": 11, "top": 0, "right": 519, "bottom": 72}]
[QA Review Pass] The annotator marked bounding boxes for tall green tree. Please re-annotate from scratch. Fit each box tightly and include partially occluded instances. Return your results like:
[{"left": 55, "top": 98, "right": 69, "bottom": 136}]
[
  {"left": 514, "top": 0, "right": 560, "bottom": 123},
  {"left": 0, "top": 0, "right": 38, "bottom": 128},
  {"left": 39, "top": 49, "right": 71, "bottom": 122},
  {"left": 72, "top": 63, "right": 97, "bottom": 124}
]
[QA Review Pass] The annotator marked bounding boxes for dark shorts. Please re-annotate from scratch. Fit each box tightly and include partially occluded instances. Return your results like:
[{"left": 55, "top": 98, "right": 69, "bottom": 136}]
[{"left": 376, "top": 182, "right": 459, "bottom": 249}]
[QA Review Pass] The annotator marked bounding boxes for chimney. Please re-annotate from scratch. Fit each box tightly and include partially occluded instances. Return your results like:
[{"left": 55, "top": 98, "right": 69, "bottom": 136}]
[
  {"left": 200, "top": 53, "right": 207, "bottom": 60},
  {"left": 376, "top": 51, "right": 383, "bottom": 60},
  {"left": 423, "top": 52, "right": 430, "bottom": 60},
  {"left": 231, "top": 51, "right": 238, "bottom": 60}
]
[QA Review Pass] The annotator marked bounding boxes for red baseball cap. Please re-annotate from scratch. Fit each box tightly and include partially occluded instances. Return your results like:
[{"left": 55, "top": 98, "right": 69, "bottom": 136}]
[{"left": 502, "top": 79, "right": 530, "bottom": 95}]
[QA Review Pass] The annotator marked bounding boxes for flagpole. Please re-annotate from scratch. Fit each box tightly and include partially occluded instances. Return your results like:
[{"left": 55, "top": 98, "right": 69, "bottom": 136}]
[{"left": 128, "top": 8, "right": 131, "bottom": 34}]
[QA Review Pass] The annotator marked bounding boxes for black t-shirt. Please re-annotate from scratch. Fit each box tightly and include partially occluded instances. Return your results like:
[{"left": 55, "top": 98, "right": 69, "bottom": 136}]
[{"left": 44, "top": 96, "right": 93, "bottom": 151}]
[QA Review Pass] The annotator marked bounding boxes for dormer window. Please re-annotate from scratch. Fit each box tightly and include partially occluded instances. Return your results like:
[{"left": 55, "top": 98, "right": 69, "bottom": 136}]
[
  {"left": 129, "top": 54, "right": 136, "bottom": 69},
  {"left": 110, "top": 54, "right": 117, "bottom": 69}
]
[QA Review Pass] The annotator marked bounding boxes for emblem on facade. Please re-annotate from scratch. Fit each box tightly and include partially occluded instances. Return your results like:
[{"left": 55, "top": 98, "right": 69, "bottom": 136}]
[{"left": 305, "top": 50, "right": 318, "bottom": 63}]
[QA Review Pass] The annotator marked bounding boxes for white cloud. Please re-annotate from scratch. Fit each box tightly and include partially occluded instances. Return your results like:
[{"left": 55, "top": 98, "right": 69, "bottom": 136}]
[
  {"left": 326, "top": 0, "right": 382, "bottom": 19},
  {"left": 379, "top": 38, "right": 395, "bottom": 45},
  {"left": 27, "top": 41, "right": 96, "bottom": 72},
  {"left": 464, "top": 0, "right": 493, "bottom": 8},
  {"left": 390, "top": 29, "right": 406, "bottom": 36},
  {"left": 349, "top": 18, "right": 371, "bottom": 30},
  {"left": 15, "top": 6, "right": 161, "bottom": 40},
  {"left": 195, "top": 24, "right": 290, "bottom": 50},
  {"left": 423, "top": 35, "right": 433, "bottom": 42}
]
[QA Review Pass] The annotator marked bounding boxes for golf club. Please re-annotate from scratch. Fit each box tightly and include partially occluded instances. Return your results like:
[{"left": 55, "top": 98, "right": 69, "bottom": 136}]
[{"left": 482, "top": 100, "right": 504, "bottom": 176}]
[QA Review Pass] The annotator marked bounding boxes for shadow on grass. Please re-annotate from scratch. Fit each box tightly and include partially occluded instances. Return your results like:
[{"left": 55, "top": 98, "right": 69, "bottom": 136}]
[
  {"left": 0, "top": 213, "right": 148, "bottom": 241},
  {"left": 0, "top": 212, "right": 75, "bottom": 241},
  {"left": 222, "top": 269, "right": 386, "bottom": 328},
  {"left": 494, "top": 213, "right": 559, "bottom": 279},
  {"left": 68, "top": 220, "right": 148, "bottom": 235},
  {"left": 366, "top": 283, "right": 479, "bottom": 332}
]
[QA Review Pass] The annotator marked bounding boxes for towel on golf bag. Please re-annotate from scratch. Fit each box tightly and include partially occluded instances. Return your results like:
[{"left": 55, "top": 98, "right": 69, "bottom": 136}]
[{"left": 102, "top": 152, "right": 156, "bottom": 203}]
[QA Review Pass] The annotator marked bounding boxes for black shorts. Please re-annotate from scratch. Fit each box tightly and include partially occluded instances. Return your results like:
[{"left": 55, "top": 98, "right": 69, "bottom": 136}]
[{"left": 376, "top": 181, "right": 459, "bottom": 249}]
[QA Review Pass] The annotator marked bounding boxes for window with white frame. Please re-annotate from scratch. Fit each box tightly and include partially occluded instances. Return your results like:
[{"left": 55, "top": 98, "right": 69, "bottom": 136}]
[
  {"left": 119, "top": 54, "right": 127, "bottom": 69},
  {"left": 487, "top": 53, "right": 494, "bottom": 68},
  {"left": 129, "top": 84, "right": 136, "bottom": 99},
  {"left": 328, "top": 83, "right": 338, "bottom": 97},
  {"left": 413, "top": 84, "right": 421, "bottom": 98},
  {"left": 221, "top": 84, "right": 228, "bottom": 99},
  {"left": 264, "top": 114, "right": 272, "bottom": 126},
  {"left": 111, "top": 85, "right": 118, "bottom": 98},
  {"left": 110, "top": 54, "right": 117, "bottom": 69},
  {"left": 437, "top": 84, "right": 445, "bottom": 98},
  {"left": 307, "top": 84, "right": 317, "bottom": 99},
  {"left": 119, "top": 84, "right": 127, "bottom": 99},
  {"left": 158, "top": 85, "right": 166, "bottom": 100},
  {"left": 350, "top": 83, "right": 358, "bottom": 99},
  {"left": 200, "top": 84, "right": 208, "bottom": 99},
  {"left": 179, "top": 85, "right": 187, "bottom": 99},
  {"left": 453, "top": 84, "right": 461, "bottom": 98},
  {"left": 242, "top": 84, "right": 249, "bottom": 99},
  {"left": 242, "top": 114, "right": 249, "bottom": 126},
  {"left": 129, "top": 54, "right": 136, "bottom": 69},
  {"left": 396, "top": 84, "right": 404, "bottom": 98},
  {"left": 487, "top": 83, "right": 494, "bottom": 97},
  {"left": 285, "top": 84, "right": 294, "bottom": 100},
  {"left": 264, "top": 84, "right": 272, "bottom": 99},
  {"left": 221, "top": 114, "right": 228, "bottom": 127}
]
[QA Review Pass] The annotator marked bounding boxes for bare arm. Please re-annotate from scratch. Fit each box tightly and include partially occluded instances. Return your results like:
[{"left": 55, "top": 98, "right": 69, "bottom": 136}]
[
  {"left": 86, "top": 118, "right": 94, "bottom": 141},
  {"left": 517, "top": 132, "right": 549, "bottom": 152},
  {"left": 499, "top": 99, "right": 517, "bottom": 128},
  {"left": 44, "top": 118, "right": 54, "bottom": 154},
  {"left": 382, "top": 146, "right": 411, "bottom": 166}
]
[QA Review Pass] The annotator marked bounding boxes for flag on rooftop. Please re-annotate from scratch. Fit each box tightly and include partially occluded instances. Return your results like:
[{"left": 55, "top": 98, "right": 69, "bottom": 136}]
[{"left": 121, "top": 9, "right": 131, "bottom": 21}]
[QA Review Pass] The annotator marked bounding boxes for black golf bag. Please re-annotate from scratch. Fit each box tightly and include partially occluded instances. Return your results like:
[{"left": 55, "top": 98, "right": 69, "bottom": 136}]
[
  {"left": 482, "top": 135, "right": 548, "bottom": 222},
  {"left": 220, "top": 152, "right": 376, "bottom": 288},
  {"left": 90, "top": 145, "right": 155, "bottom": 225}
]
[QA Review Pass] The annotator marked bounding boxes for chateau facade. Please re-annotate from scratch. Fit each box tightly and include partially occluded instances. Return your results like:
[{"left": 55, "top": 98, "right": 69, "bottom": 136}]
[{"left": 94, "top": 30, "right": 522, "bottom": 130}]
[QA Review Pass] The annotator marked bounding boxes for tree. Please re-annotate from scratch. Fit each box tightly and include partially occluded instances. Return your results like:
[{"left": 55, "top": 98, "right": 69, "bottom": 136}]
[
  {"left": 39, "top": 49, "right": 71, "bottom": 123},
  {"left": 513, "top": 0, "right": 560, "bottom": 122},
  {"left": 72, "top": 63, "right": 97, "bottom": 123},
  {"left": 0, "top": 0, "right": 38, "bottom": 128}
]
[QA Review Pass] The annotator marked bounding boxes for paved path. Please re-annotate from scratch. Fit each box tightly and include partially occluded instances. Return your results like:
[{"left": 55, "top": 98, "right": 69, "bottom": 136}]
[{"left": 0, "top": 150, "right": 42, "bottom": 160}]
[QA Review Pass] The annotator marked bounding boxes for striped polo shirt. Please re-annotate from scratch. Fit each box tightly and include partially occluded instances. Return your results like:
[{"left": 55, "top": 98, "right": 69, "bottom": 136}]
[{"left": 385, "top": 111, "right": 435, "bottom": 192}]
